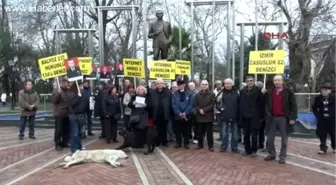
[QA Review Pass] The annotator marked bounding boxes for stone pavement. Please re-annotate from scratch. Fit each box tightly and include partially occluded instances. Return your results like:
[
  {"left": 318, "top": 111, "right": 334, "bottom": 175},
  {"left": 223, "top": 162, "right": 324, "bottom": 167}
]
[{"left": 0, "top": 127, "right": 334, "bottom": 185}]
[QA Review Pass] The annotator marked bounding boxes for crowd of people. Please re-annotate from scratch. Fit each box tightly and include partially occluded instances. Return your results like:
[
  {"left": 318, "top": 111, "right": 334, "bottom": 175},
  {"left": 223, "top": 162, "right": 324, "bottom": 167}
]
[{"left": 16, "top": 74, "right": 335, "bottom": 165}]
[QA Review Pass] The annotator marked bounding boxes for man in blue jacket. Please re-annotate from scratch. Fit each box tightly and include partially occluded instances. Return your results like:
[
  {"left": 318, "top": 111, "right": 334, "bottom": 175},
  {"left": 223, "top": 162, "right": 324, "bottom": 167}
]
[{"left": 171, "top": 80, "right": 194, "bottom": 149}]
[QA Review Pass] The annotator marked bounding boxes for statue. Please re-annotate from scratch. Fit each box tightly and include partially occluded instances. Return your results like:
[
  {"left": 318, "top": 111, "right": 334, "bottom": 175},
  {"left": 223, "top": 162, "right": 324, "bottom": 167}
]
[{"left": 148, "top": 10, "right": 173, "bottom": 60}]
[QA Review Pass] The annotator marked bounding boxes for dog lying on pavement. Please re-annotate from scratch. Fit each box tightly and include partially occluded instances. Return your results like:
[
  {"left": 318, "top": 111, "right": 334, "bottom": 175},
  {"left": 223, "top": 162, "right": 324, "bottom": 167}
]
[{"left": 54, "top": 149, "right": 128, "bottom": 169}]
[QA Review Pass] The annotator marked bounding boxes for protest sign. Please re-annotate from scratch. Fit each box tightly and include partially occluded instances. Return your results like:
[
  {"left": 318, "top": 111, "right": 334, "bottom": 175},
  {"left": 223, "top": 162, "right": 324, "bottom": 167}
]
[
  {"left": 175, "top": 60, "right": 191, "bottom": 76},
  {"left": 100, "top": 65, "right": 111, "bottom": 80},
  {"left": 149, "top": 60, "right": 176, "bottom": 80},
  {"left": 78, "top": 57, "right": 93, "bottom": 75},
  {"left": 38, "top": 53, "right": 68, "bottom": 80},
  {"left": 123, "top": 58, "right": 145, "bottom": 78},
  {"left": 248, "top": 50, "right": 285, "bottom": 74},
  {"left": 64, "top": 57, "right": 83, "bottom": 81}
]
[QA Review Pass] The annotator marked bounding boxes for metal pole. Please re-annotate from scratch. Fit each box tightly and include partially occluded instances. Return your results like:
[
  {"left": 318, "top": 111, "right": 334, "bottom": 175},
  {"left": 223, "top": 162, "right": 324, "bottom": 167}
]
[
  {"left": 98, "top": 8, "right": 104, "bottom": 65},
  {"left": 226, "top": 2, "right": 231, "bottom": 78},
  {"left": 239, "top": 24, "right": 245, "bottom": 88},
  {"left": 131, "top": 4, "right": 137, "bottom": 84},
  {"left": 178, "top": 0, "right": 182, "bottom": 59},
  {"left": 191, "top": 2, "right": 194, "bottom": 77},
  {"left": 254, "top": 0, "right": 258, "bottom": 81},
  {"left": 279, "top": 23, "right": 284, "bottom": 49},
  {"left": 232, "top": 0, "right": 235, "bottom": 81},
  {"left": 88, "top": 31, "right": 94, "bottom": 94},
  {"left": 211, "top": 0, "right": 215, "bottom": 89},
  {"left": 55, "top": 31, "right": 60, "bottom": 54},
  {"left": 143, "top": 4, "right": 148, "bottom": 81}
]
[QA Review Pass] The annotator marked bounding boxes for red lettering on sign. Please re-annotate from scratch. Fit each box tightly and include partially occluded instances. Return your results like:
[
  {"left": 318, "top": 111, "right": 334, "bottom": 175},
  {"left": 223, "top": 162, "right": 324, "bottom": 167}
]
[{"left": 263, "top": 32, "right": 288, "bottom": 40}]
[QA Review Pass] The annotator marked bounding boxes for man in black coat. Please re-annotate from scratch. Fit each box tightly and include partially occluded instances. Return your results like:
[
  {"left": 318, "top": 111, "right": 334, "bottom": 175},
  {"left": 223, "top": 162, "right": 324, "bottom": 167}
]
[
  {"left": 312, "top": 84, "right": 335, "bottom": 154},
  {"left": 239, "top": 75, "right": 264, "bottom": 157},
  {"left": 94, "top": 82, "right": 108, "bottom": 138},
  {"left": 151, "top": 78, "right": 171, "bottom": 147}
]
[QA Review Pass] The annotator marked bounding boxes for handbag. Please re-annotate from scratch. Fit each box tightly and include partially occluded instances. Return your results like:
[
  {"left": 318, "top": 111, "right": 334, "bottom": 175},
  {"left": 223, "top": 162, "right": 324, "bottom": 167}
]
[{"left": 129, "top": 113, "right": 141, "bottom": 124}]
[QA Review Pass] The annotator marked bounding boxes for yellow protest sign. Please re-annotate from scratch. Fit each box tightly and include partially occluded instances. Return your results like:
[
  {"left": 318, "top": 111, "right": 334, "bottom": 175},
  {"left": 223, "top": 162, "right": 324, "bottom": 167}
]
[
  {"left": 78, "top": 57, "right": 93, "bottom": 75},
  {"left": 149, "top": 60, "right": 176, "bottom": 80},
  {"left": 175, "top": 60, "right": 191, "bottom": 75},
  {"left": 248, "top": 50, "right": 285, "bottom": 74},
  {"left": 123, "top": 58, "right": 145, "bottom": 78},
  {"left": 38, "top": 53, "right": 68, "bottom": 80}
]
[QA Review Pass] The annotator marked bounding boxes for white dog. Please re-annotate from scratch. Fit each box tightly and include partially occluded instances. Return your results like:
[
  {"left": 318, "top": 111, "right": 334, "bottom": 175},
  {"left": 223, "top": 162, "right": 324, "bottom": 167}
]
[{"left": 54, "top": 149, "right": 128, "bottom": 169}]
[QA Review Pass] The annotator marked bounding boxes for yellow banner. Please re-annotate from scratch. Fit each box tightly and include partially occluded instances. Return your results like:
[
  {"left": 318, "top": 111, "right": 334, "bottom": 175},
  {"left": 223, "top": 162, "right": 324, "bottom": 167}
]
[
  {"left": 175, "top": 60, "right": 191, "bottom": 75},
  {"left": 78, "top": 57, "right": 93, "bottom": 75},
  {"left": 38, "top": 53, "right": 68, "bottom": 80},
  {"left": 248, "top": 50, "right": 285, "bottom": 74},
  {"left": 123, "top": 58, "right": 145, "bottom": 78},
  {"left": 149, "top": 60, "right": 176, "bottom": 80}
]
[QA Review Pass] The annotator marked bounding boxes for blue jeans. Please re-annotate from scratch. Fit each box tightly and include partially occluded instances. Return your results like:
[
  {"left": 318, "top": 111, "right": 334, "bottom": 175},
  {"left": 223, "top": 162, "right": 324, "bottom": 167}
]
[
  {"left": 19, "top": 116, "right": 35, "bottom": 137},
  {"left": 221, "top": 121, "right": 238, "bottom": 150},
  {"left": 70, "top": 115, "right": 82, "bottom": 153}
]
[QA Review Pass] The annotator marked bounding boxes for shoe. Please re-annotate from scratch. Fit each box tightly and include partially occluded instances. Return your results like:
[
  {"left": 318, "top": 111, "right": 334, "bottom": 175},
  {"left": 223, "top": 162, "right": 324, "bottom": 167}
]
[
  {"left": 264, "top": 155, "right": 276, "bottom": 161},
  {"left": 88, "top": 133, "right": 94, "bottom": 136},
  {"left": 318, "top": 150, "right": 327, "bottom": 155},
  {"left": 113, "top": 139, "right": 119, "bottom": 143},
  {"left": 232, "top": 149, "right": 240, "bottom": 153},
  {"left": 29, "top": 136, "right": 36, "bottom": 139},
  {"left": 56, "top": 146, "right": 63, "bottom": 151},
  {"left": 18, "top": 136, "right": 24, "bottom": 140},
  {"left": 209, "top": 148, "right": 214, "bottom": 152},
  {"left": 333, "top": 150, "right": 336, "bottom": 154},
  {"left": 251, "top": 152, "right": 257, "bottom": 157},
  {"left": 184, "top": 145, "right": 190, "bottom": 149},
  {"left": 174, "top": 144, "right": 182, "bottom": 148},
  {"left": 241, "top": 151, "right": 251, "bottom": 156},
  {"left": 220, "top": 148, "right": 227, "bottom": 152},
  {"left": 278, "top": 158, "right": 286, "bottom": 164}
]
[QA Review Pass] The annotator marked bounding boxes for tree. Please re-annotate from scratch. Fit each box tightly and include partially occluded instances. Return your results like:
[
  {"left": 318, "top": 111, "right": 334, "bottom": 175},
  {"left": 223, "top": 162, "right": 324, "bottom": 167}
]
[{"left": 168, "top": 26, "right": 191, "bottom": 60}]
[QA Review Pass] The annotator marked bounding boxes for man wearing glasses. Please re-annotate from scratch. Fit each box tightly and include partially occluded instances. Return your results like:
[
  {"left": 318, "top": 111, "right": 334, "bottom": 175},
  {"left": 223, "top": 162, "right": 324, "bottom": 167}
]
[{"left": 239, "top": 76, "right": 264, "bottom": 157}]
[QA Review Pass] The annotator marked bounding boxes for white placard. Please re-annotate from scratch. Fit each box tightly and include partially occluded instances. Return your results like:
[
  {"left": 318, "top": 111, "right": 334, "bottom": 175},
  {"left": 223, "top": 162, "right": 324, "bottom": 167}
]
[{"left": 135, "top": 96, "right": 145, "bottom": 104}]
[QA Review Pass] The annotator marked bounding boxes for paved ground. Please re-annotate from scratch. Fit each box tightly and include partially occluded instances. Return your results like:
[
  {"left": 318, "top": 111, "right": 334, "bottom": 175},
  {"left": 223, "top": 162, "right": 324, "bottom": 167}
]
[{"left": 0, "top": 127, "right": 335, "bottom": 185}]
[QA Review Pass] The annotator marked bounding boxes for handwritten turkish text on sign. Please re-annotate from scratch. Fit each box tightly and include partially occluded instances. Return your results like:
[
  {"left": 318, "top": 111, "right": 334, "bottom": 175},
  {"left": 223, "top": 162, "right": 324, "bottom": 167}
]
[
  {"left": 149, "top": 61, "right": 176, "bottom": 80},
  {"left": 78, "top": 57, "right": 93, "bottom": 75},
  {"left": 123, "top": 58, "right": 145, "bottom": 78},
  {"left": 38, "top": 53, "right": 68, "bottom": 80},
  {"left": 248, "top": 50, "right": 285, "bottom": 74},
  {"left": 175, "top": 60, "right": 191, "bottom": 76}
]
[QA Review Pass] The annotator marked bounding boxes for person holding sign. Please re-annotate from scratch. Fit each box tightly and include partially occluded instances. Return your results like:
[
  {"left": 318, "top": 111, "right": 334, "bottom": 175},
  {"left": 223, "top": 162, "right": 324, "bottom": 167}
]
[
  {"left": 52, "top": 78, "right": 71, "bottom": 151},
  {"left": 64, "top": 58, "right": 82, "bottom": 81},
  {"left": 68, "top": 82, "right": 86, "bottom": 153},
  {"left": 263, "top": 75, "right": 298, "bottom": 164}
]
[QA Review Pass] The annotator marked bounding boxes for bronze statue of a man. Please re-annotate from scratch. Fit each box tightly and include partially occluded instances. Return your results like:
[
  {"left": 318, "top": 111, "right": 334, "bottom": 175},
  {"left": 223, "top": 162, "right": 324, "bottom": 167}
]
[{"left": 148, "top": 10, "right": 173, "bottom": 60}]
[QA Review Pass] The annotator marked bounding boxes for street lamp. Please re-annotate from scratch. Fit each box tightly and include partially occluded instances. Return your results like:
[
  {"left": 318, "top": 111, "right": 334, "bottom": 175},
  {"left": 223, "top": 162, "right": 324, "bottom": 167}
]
[{"left": 8, "top": 59, "right": 17, "bottom": 110}]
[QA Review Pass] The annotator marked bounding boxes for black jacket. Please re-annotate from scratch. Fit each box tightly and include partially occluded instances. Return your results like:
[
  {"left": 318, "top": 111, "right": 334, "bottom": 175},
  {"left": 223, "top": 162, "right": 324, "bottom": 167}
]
[
  {"left": 94, "top": 87, "right": 108, "bottom": 117},
  {"left": 219, "top": 88, "right": 240, "bottom": 122},
  {"left": 239, "top": 86, "right": 264, "bottom": 128},
  {"left": 68, "top": 92, "right": 86, "bottom": 114},
  {"left": 312, "top": 94, "right": 335, "bottom": 122},
  {"left": 102, "top": 95, "right": 121, "bottom": 118},
  {"left": 150, "top": 88, "right": 171, "bottom": 121},
  {"left": 128, "top": 94, "right": 152, "bottom": 129}
]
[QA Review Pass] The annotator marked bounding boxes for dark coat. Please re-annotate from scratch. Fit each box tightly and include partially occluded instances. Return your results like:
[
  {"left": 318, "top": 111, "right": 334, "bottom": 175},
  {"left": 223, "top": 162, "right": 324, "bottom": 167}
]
[
  {"left": 239, "top": 86, "right": 264, "bottom": 129},
  {"left": 265, "top": 86, "right": 298, "bottom": 133},
  {"left": 102, "top": 95, "right": 121, "bottom": 118},
  {"left": 81, "top": 87, "right": 91, "bottom": 110},
  {"left": 312, "top": 94, "right": 335, "bottom": 122},
  {"left": 68, "top": 92, "right": 86, "bottom": 115},
  {"left": 94, "top": 87, "right": 108, "bottom": 117},
  {"left": 171, "top": 90, "right": 194, "bottom": 120},
  {"left": 219, "top": 88, "right": 240, "bottom": 122},
  {"left": 128, "top": 94, "right": 152, "bottom": 130},
  {"left": 18, "top": 89, "right": 40, "bottom": 116},
  {"left": 52, "top": 88, "right": 71, "bottom": 117},
  {"left": 150, "top": 88, "right": 171, "bottom": 121},
  {"left": 194, "top": 89, "right": 215, "bottom": 123}
]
